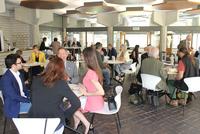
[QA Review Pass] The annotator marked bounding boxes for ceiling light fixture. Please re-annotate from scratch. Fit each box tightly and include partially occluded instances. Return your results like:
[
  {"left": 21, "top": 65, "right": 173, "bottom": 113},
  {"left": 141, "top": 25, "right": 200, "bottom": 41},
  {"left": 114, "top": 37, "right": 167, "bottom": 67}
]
[
  {"left": 76, "top": 1, "right": 116, "bottom": 15},
  {"left": 153, "top": 0, "right": 200, "bottom": 10},
  {"left": 20, "top": 0, "right": 68, "bottom": 9}
]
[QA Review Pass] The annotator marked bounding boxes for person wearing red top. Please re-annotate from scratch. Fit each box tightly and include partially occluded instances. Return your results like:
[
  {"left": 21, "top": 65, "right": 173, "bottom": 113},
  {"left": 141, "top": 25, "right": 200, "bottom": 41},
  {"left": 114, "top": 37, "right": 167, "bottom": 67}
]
[{"left": 167, "top": 47, "right": 199, "bottom": 106}]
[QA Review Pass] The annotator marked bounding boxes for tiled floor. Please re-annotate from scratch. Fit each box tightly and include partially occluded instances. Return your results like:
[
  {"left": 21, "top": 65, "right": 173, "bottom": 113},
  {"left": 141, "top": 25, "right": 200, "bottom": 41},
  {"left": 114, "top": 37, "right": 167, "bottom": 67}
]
[{"left": 1, "top": 75, "right": 200, "bottom": 134}]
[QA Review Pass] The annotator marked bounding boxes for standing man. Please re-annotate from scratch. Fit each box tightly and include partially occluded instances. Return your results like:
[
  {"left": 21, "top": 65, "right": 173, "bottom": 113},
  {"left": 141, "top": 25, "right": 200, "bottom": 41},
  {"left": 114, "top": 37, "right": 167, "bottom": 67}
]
[
  {"left": 51, "top": 37, "right": 61, "bottom": 55},
  {"left": 57, "top": 47, "right": 79, "bottom": 84},
  {"left": 178, "top": 34, "right": 192, "bottom": 50},
  {"left": 2, "top": 54, "right": 31, "bottom": 118},
  {"left": 39, "top": 37, "right": 47, "bottom": 51}
]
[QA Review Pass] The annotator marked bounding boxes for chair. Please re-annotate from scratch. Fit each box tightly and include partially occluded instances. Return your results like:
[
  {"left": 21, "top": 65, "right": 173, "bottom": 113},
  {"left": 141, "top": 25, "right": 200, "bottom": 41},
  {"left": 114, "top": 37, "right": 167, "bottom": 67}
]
[
  {"left": 120, "top": 62, "right": 137, "bottom": 84},
  {"left": 122, "top": 62, "right": 137, "bottom": 75},
  {"left": 0, "top": 90, "right": 7, "bottom": 134},
  {"left": 89, "top": 86, "right": 123, "bottom": 134},
  {"left": 182, "top": 77, "right": 200, "bottom": 115},
  {"left": 12, "top": 118, "right": 64, "bottom": 134},
  {"left": 141, "top": 74, "right": 165, "bottom": 107},
  {"left": 0, "top": 90, "right": 30, "bottom": 134}
]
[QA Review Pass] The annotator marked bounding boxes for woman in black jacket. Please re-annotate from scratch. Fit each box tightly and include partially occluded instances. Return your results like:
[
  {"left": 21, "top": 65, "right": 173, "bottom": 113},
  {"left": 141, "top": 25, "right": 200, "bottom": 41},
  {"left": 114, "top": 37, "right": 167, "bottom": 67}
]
[{"left": 29, "top": 56, "right": 90, "bottom": 134}]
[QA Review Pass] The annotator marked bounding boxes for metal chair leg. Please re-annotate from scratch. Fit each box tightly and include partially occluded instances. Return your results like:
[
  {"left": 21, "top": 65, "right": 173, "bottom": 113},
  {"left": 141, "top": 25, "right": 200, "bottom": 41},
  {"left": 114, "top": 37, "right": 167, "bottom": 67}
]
[
  {"left": 3, "top": 117, "right": 7, "bottom": 134},
  {"left": 64, "top": 124, "right": 82, "bottom": 134},
  {"left": 116, "top": 112, "right": 121, "bottom": 128},
  {"left": 89, "top": 113, "right": 95, "bottom": 134},
  {"left": 115, "top": 114, "right": 120, "bottom": 134}
]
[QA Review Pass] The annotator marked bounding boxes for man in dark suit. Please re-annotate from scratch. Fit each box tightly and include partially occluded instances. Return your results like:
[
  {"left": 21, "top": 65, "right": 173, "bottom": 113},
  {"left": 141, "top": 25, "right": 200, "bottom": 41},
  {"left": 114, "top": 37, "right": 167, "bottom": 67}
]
[{"left": 2, "top": 54, "right": 31, "bottom": 118}]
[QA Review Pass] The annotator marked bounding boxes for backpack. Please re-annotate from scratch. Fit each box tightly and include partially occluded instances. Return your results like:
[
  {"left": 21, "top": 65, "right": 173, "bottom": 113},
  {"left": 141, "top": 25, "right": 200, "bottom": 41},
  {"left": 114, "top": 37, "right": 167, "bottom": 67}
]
[
  {"left": 129, "top": 94, "right": 143, "bottom": 105},
  {"left": 128, "top": 82, "right": 142, "bottom": 95}
]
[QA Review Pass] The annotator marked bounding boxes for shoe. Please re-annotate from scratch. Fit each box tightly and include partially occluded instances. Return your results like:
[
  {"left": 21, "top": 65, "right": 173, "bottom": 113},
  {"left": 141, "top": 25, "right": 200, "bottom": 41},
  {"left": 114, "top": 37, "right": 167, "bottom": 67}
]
[
  {"left": 115, "top": 76, "right": 120, "bottom": 81},
  {"left": 178, "top": 99, "right": 186, "bottom": 105},
  {"left": 120, "top": 73, "right": 125, "bottom": 77},
  {"left": 169, "top": 100, "right": 178, "bottom": 107}
]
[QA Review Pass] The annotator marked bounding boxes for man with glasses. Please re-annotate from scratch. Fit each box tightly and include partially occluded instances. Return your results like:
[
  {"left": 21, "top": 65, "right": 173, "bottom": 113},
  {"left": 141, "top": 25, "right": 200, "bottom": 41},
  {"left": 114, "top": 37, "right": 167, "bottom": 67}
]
[{"left": 1, "top": 54, "right": 31, "bottom": 118}]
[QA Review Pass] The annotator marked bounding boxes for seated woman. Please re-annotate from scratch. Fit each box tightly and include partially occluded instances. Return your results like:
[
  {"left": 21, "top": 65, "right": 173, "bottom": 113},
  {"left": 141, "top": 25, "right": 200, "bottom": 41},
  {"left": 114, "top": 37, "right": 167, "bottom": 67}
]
[
  {"left": 167, "top": 47, "right": 199, "bottom": 106},
  {"left": 114, "top": 44, "right": 132, "bottom": 80},
  {"left": 130, "top": 45, "right": 139, "bottom": 65},
  {"left": 79, "top": 47, "right": 105, "bottom": 112},
  {"left": 29, "top": 56, "right": 90, "bottom": 134},
  {"left": 29, "top": 45, "right": 46, "bottom": 76}
]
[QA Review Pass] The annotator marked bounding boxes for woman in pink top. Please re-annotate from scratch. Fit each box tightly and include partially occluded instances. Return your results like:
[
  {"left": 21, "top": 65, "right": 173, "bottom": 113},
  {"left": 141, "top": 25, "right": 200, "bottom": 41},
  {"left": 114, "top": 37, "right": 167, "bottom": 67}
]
[{"left": 79, "top": 47, "right": 105, "bottom": 112}]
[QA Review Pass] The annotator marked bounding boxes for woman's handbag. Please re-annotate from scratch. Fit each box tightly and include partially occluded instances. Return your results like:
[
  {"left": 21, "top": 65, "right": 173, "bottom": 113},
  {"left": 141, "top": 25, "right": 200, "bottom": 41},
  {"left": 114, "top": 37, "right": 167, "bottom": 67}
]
[
  {"left": 107, "top": 95, "right": 117, "bottom": 111},
  {"left": 59, "top": 98, "right": 71, "bottom": 111}
]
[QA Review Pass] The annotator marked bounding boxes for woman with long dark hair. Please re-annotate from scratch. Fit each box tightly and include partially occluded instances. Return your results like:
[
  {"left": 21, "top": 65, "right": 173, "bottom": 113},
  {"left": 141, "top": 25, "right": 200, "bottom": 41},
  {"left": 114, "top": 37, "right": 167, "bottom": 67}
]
[
  {"left": 29, "top": 56, "right": 90, "bottom": 134},
  {"left": 130, "top": 45, "right": 139, "bottom": 64},
  {"left": 79, "top": 47, "right": 105, "bottom": 112}
]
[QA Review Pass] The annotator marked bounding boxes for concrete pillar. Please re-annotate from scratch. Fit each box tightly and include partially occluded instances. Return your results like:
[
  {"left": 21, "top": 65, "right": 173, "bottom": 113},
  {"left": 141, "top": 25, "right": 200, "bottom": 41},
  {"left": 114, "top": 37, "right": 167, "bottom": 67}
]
[
  {"left": 0, "top": 0, "right": 5, "bottom": 13},
  {"left": 32, "top": 25, "right": 40, "bottom": 45},
  {"left": 108, "top": 26, "right": 113, "bottom": 46},
  {"left": 152, "top": 11, "right": 178, "bottom": 59},
  {"left": 160, "top": 26, "right": 167, "bottom": 51}
]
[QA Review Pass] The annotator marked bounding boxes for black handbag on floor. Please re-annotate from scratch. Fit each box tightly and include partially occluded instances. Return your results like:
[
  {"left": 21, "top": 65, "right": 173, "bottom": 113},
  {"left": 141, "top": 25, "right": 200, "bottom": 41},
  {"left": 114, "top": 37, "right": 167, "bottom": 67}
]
[{"left": 108, "top": 95, "right": 117, "bottom": 111}]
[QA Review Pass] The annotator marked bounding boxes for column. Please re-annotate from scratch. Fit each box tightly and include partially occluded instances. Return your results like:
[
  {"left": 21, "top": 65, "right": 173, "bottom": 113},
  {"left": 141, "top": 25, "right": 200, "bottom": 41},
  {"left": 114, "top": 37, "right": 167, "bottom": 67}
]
[
  {"left": 108, "top": 26, "right": 113, "bottom": 45},
  {"left": 32, "top": 24, "right": 40, "bottom": 45}
]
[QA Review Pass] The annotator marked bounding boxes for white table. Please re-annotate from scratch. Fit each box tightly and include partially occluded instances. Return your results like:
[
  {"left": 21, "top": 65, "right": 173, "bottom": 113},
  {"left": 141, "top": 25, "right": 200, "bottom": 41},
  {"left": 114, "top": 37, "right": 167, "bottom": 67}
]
[
  {"left": 68, "top": 84, "right": 83, "bottom": 97},
  {"left": 105, "top": 60, "right": 125, "bottom": 65}
]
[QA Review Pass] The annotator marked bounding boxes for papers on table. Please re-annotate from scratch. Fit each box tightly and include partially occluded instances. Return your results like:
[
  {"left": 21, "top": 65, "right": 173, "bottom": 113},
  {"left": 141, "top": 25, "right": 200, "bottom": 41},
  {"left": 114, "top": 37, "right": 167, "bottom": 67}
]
[{"left": 68, "top": 84, "right": 83, "bottom": 97}]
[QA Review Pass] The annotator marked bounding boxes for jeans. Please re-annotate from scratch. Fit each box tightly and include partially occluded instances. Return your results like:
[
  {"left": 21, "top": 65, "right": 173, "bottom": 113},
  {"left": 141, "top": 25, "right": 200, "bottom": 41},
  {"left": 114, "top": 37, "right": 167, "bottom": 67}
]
[
  {"left": 20, "top": 102, "right": 31, "bottom": 113},
  {"left": 115, "top": 62, "right": 132, "bottom": 75},
  {"left": 102, "top": 68, "right": 111, "bottom": 85}
]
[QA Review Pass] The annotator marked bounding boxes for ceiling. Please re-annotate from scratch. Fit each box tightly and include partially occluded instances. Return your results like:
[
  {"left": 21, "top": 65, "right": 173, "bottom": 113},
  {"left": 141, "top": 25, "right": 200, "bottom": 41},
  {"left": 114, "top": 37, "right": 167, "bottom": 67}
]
[{"left": 4, "top": 0, "right": 200, "bottom": 25}]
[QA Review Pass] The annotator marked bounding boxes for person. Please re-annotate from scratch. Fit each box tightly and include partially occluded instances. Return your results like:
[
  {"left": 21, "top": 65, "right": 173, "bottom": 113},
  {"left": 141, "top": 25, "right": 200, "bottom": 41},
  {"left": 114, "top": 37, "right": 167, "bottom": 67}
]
[
  {"left": 178, "top": 34, "right": 192, "bottom": 50},
  {"left": 1, "top": 54, "right": 31, "bottom": 118},
  {"left": 137, "top": 45, "right": 152, "bottom": 83},
  {"left": 51, "top": 37, "right": 61, "bottom": 54},
  {"left": 101, "top": 47, "right": 107, "bottom": 56},
  {"left": 79, "top": 47, "right": 105, "bottom": 112},
  {"left": 95, "top": 42, "right": 111, "bottom": 86},
  {"left": 141, "top": 47, "right": 168, "bottom": 91},
  {"left": 63, "top": 35, "right": 71, "bottom": 47},
  {"left": 39, "top": 37, "right": 47, "bottom": 51},
  {"left": 57, "top": 47, "right": 79, "bottom": 84},
  {"left": 15, "top": 49, "right": 29, "bottom": 83},
  {"left": 72, "top": 37, "right": 81, "bottom": 47},
  {"left": 115, "top": 44, "right": 132, "bottom": 80},
  {"left": 107, "top": 43, "right": 117, "bottom": 60},
  {"left": 29, "top": 56, "right": 90, "bottom": 134},
  {"left": 167, "top": 47, "right": 199, "bottom": 106},
  {"left": 29, "top": 45, "right": 46, "bottom": 76},
  {"left": 130, "top": 45, "right": 139, "bottom": 64},
  {"left": 16, "top": 49, "right": 26, "bottom": 63}
]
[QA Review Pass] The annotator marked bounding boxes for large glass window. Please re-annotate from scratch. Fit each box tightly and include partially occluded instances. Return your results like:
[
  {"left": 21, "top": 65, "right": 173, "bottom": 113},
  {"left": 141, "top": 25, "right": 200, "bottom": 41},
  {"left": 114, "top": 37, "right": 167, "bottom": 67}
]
[
  {"left": 40, "top": 31, "right": 51, "bottom": 47},
  {"left": 87, "top": 31, "right": 107, "bottom": 47}
]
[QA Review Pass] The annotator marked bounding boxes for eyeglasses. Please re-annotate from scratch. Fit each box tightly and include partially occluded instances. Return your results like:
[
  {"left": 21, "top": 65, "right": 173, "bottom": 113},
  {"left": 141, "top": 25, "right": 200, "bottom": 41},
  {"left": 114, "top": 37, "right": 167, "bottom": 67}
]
[{"left": 16, "top": 62, "right": 22, "bottom": 65}]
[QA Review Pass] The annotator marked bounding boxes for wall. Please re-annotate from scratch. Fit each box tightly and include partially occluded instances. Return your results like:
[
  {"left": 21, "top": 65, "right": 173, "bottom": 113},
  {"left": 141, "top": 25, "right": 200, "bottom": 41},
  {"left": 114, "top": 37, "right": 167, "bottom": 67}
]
[
  {"left": 0, "top": 11, "right": 32, "bottom": 51},
  {"left": 42, "top": 14, "right": 63, "bottom": 28}
]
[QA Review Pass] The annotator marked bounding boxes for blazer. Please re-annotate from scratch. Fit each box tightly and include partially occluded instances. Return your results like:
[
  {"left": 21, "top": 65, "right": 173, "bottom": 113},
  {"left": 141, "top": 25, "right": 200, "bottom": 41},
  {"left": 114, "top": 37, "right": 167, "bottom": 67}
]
[
  {"left": 141, "top": 57, "right": 168, "bottom": 91},
  {"left": 29, "top": 77, "right": 80, "bottom": 123},
  {"left": 65, "top": 61, "right": 79, "bottom": 84},
  {"left": 30, "top": 51, "right": 46, "bottom": 63},
  {"left": 2, "top": 69, "right": 30, "bottom": 118}
]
